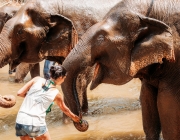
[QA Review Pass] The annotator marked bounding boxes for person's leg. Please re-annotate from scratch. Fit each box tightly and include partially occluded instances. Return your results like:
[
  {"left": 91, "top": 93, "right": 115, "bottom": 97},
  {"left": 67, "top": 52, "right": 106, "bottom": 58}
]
[
  {"left": 35, "top": 131, "right": 51, "bottom": 140},
  {"left": 15, "top": 123, "right": 32, "bottom": 140},
  {"left": 20, "top": 135, "right": 33, "bottom": 140}
]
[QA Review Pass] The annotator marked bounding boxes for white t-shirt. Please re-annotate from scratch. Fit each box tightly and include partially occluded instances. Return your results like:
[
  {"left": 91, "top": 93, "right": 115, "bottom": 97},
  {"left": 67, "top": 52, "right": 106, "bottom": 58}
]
[{"left": 16, "top": 80, "right": 58, "bottom": 126}]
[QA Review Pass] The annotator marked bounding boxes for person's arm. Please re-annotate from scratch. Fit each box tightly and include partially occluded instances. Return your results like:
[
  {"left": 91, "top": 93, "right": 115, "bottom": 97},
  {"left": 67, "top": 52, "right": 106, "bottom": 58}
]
[
  {"left": 17, "top": 76, "right": 40, "bottom": 98},
  {"left": 54, "top": 93, "right": 80, "bottom": 123}
]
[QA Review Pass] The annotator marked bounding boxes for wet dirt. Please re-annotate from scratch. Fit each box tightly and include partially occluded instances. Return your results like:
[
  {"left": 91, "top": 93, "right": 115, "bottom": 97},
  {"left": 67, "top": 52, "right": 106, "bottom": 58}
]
[{"left": 0, "top": 62, "right": 148, "bottom": 140}]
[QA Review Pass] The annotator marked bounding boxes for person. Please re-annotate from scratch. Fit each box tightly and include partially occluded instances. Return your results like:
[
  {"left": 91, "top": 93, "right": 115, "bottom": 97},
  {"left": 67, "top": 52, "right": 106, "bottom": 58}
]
[
  {"left": 15, "top": 65, "right": 80, "bottom": 140},
  {"left": 43, "top": 60, "right": 55, "bottom": 80}
]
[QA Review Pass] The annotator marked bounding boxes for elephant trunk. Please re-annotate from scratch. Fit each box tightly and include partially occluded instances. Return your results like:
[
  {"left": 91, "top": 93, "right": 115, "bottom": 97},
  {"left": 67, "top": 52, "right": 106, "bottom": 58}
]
[
  {"left": 0, "top": 95, "right": 16, "bottom": 108},
  {"left": 0, "top": 27, "right": 12, "bottom": 68},
  {"left": 61, "top": 73, "right": 81, "bottom": 116},
  {"left": 62, "top": 38, "right": 92, "bottom": 116},
  {"left": 0, "top": 23, "right": 16, "bottom": 108}
]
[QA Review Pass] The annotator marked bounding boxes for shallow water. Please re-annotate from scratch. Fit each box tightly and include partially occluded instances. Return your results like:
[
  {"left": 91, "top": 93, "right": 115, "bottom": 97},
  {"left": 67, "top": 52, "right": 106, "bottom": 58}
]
[{"left": 0, "top": 62, "right": 148, "bottom": 139}]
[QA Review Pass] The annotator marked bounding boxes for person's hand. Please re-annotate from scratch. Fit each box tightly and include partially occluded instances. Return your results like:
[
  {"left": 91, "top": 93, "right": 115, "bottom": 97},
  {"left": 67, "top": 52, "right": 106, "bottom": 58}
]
[{"left": 73, "top": 115, "right": 81, "bottom": 123}]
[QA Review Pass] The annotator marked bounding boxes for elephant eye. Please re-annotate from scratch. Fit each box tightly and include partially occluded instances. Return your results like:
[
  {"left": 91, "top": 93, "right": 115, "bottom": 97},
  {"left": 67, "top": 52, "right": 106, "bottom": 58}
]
[
  {"left": 17, "top": 28, "right": 24, "bottom": 35},
  {"left": 97, "top": 34, "right": 104, "bottom": 45}
]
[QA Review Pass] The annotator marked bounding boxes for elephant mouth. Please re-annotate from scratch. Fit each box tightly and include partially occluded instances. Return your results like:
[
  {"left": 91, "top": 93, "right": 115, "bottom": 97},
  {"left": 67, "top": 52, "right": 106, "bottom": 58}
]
[
  {"left": 90, "top": 63, "right": 103, "bottom": 90},
  {"left": 90, "top": 62, "right": 133, "bottom": 89}
]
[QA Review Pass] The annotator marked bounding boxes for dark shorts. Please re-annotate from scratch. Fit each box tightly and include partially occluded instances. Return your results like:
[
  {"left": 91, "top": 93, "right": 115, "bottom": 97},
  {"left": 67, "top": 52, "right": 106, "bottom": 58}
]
[{"left": 15, "top": 123, "right": 47, "bottom": 138}]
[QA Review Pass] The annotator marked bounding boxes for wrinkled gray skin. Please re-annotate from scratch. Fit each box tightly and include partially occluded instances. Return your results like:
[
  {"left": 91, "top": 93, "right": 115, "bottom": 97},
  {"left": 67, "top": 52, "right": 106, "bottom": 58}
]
[
  {"left": 62, "top": 0, "right": 180, "bottom": 139},
  {"left": 0, "top": 0, "right": 120, "bottom": 112},
  {"left": 0, "top": 2, "right": 40, "bottom": 83}
]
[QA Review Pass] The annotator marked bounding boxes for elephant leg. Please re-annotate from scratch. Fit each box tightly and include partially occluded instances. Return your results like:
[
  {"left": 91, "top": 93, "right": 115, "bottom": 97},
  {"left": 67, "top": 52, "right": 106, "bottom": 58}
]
[
  {"left": 140, "top": 80, "right": 161, "bottom": 140},
  {"left": 15, "top": 63, "right": 36, "bottom": 83},
  {"left": 157, "top": 82, "right": 180, "bottom": 140},
  {"left": 30, "top": 63, "right": 40, "bottom": 78},
  {"left": 9, "top": 65, "right": 16, "bottom": 74}
]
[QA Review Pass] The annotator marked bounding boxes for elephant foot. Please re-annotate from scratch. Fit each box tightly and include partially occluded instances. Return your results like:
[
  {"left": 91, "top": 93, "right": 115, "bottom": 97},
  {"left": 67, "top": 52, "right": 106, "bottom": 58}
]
[
  {"left": 0, "top": 95, "right": 16, "bottom": 108},
  {"left": 14, "top": 79, "right": 24, "bottom": 83},
  {"left": 82, "top": 111, "right": 88, "bottom": 116},
  {"left": 82, "top": 108, "right": 88, "bottom": 113},
  {"left": 145, "top": 134, "right": 161, "bottom": 140},
  {"left": 146, "top": 137, "right": 160, "bottom": 140},
  {"left": 8, "top": 72, "right": 16, "bottom": 82}
]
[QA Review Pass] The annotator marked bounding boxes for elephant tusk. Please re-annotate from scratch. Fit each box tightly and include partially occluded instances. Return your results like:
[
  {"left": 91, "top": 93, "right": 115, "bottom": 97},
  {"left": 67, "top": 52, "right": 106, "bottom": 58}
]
[{"left": 93, "top": 63, "right": 100, "bottom": 80}]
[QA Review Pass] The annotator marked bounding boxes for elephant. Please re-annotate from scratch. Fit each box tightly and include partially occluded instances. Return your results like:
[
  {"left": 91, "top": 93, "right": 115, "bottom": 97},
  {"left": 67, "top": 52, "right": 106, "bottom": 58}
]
[
  {"left": 0, "top": 0, "right": 120, "bottom": 111},
  {"left": 61, "top": 0, "right": 180, "bottom": 139},
  {"left": 0, "top": 2, "right": 40, "bottom": 83}
]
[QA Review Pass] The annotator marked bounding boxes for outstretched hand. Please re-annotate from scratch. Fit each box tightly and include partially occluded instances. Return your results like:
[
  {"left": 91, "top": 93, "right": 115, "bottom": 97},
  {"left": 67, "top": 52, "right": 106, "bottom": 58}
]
[{"left": 72, "top": 115, "right": 81, "bottom": 123}]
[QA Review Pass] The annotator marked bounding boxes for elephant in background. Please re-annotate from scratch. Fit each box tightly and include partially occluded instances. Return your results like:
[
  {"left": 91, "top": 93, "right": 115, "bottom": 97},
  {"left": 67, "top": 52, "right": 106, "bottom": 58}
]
[
  {"left": 0, "top": 1, "right": 40, "bottom": 83},
  {"left": 0, "top": 0, "right": 120, "bottom": 112},
  {"left": 62, "top": 0, "right": 180, "bottom": 139}
]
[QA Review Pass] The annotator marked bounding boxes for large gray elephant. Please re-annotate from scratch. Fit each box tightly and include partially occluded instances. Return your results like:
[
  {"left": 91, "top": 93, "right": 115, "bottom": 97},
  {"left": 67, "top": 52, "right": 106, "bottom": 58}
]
[
  {"left": 62, "top": 0, "right": 180, "bottom": 139},
  {"left": 0, "top": 0, "right": 120, "bottom": 111}
]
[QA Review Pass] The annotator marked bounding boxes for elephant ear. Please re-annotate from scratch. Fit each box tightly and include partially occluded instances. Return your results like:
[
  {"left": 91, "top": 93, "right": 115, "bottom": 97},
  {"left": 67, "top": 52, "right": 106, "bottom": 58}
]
[
  {"left": 129, "top": 16, "right": 175, "bottom": 76},
  {"left": 39, "top": 14, "right": 78, "bottom": 61}
]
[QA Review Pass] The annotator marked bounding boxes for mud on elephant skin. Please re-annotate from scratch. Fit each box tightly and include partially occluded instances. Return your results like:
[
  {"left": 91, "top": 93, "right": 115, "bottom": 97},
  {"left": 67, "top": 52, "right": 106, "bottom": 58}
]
[
  {"left": 62, "top": 0, "right": 180, "bottom": 139},
  {"left": 0, "top": 0, "right": 120, "bottom": 111}
]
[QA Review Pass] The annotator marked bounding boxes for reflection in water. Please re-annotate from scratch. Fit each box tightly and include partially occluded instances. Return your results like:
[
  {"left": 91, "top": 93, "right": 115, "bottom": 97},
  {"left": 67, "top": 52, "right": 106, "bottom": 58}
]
[{"left": 0, "top": 63, "right": 146, "bottom": 139}]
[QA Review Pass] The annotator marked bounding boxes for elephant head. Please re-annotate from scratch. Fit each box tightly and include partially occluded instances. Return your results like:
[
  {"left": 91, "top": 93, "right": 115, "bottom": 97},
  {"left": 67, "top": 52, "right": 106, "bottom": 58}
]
[
  {"left": 0, "top": 1, "right": 77, "bottom": 108},
  {"left": 0, "top": 1, "right": 77, "bottom": 70},
  {"left": 62, "top": 3, "right": 174, "bottom": 115}
]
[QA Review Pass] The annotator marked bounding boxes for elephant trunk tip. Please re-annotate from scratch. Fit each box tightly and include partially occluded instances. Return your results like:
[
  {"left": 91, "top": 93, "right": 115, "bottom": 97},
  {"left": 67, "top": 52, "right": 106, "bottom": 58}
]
[{"left": 0, "top": 95, "right": 16, "bottom": 108}]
